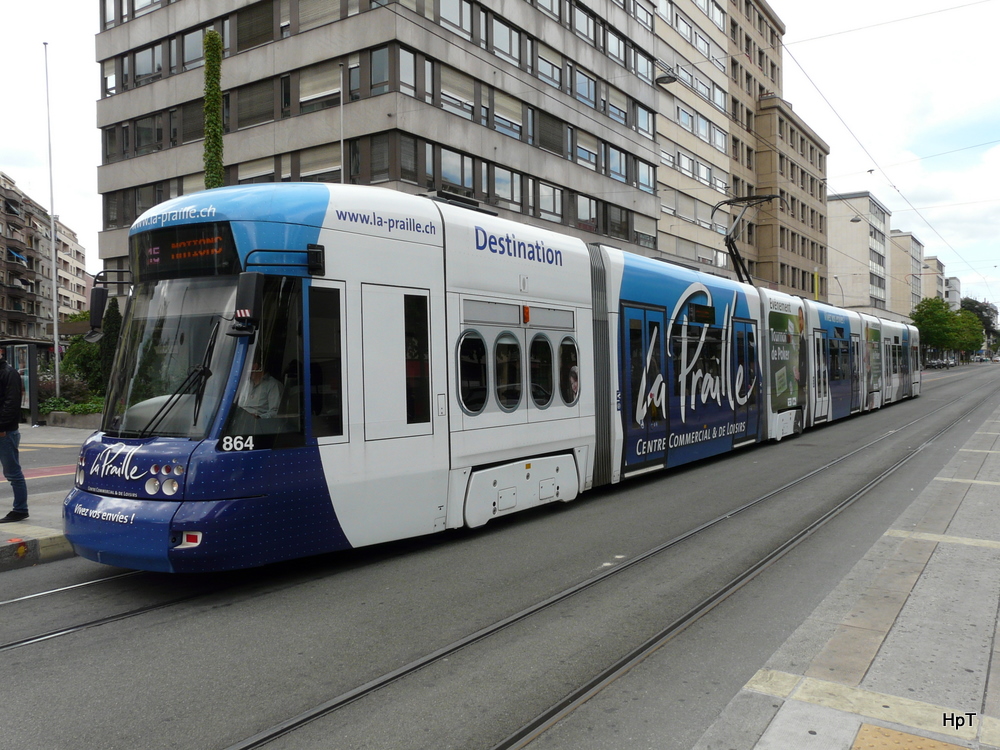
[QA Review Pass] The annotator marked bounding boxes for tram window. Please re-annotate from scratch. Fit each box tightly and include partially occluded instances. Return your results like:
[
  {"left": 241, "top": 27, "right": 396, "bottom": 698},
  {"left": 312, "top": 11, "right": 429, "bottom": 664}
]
[
  {"left": 458, "top": 332, "right": 488, "bottom": 414},
  {"left": 404, "top": 294, "right": 430, "bottom": 424},
  {"left": 309, "top": 286, "right": 344, "bottom": 437},
  {"left": 495, "top": 332, "right": 522, "bottom": 410},
  {"left": 529, "top": 335, "right": 554, "bottom": 407},
  {"left": 628, "top": 319, "right": 643, "bottom": 424},
  {"left": 225, "top": 276, "right": 305, "bottom": 447},
  {"left": 559, "top": 337, "right": 579, "bottom": 405},
  {"left": 671, "top": 328, "right": 722, "bottom": 397}
]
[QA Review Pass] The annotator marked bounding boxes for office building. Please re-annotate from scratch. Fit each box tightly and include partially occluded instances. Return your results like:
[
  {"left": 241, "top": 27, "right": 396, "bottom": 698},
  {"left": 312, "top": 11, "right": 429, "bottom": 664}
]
[{"left": 96, "top": 0, "right": 829, "bottom": 294}]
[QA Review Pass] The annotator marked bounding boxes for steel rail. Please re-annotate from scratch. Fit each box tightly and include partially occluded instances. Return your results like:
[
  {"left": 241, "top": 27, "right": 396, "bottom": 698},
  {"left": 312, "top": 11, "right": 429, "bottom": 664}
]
[{"left": 222, "top": 379, "right": 1000, "bottom": 750}]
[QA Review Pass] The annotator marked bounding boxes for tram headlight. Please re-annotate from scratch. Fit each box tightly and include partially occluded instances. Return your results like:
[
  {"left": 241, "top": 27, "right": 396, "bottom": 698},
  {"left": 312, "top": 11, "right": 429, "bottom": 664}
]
[
  {"left": 75, "top": 468, "right": 84, "bottom": 487},
  {"left": 162, "top": 479, "right": 180, "bottom": 496},
  {"left": 145, "top": 478, "right": 161, "bottom": 495}
]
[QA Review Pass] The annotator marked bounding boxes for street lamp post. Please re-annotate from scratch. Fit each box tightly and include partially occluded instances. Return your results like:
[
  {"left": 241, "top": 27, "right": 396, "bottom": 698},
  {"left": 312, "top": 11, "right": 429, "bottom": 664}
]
[
  {"left": 44, "top": 42, "right": 60, "bottom": 398},
  {"left": 832, "top": 275, "right": 845, "bottom": 307}
]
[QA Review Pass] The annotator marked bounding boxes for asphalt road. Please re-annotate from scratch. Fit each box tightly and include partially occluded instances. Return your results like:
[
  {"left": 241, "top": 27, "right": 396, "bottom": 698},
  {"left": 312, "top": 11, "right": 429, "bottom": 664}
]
[{"left": 2, "top": 364, "right": 996, "bottom": 750}]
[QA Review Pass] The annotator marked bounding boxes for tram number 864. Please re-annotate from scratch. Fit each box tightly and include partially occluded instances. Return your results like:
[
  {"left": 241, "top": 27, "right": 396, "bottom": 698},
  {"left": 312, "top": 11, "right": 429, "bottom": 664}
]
[{"left": 220, "top": 436, "right": 256, "bottom": 452}]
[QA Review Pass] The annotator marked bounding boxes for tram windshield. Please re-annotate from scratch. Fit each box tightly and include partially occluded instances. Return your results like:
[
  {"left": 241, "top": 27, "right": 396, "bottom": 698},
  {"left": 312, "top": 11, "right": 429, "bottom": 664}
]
[{"left": 103, "top": 277, "right": 240, "bottom": 439}]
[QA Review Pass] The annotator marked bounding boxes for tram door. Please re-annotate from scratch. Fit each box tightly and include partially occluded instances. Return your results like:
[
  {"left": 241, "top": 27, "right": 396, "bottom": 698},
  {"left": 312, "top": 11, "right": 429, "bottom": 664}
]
[
  {"left": 850, "top": 335, "right": 861, "bottom": 412},
  {"left": 734, "top": 321, "right": 759, "bottom": 444},
  {"left": 622, "top": 306, "right": 668, "bottom": 475},
  {"left": 813, "top": 332, "right": 830, "bottom": 421},
  {"left": 313, "top": 279, "right": 450, "bottom": 547}
]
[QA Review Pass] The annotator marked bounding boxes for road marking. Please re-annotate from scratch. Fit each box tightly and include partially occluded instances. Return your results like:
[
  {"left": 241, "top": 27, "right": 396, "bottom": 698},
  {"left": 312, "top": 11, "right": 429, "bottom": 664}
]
[
  {"left": 934, "top": 476, "right": 1000, "bottom": 487},
  {"left": 23, "top": 464, "right": 77, "bottom": 480},
  {"left": 886, "top": 529, "right": 1000, "bottom": 550},
  {"left": 20, "top": 444, "right": 82, "bottom": 449}
]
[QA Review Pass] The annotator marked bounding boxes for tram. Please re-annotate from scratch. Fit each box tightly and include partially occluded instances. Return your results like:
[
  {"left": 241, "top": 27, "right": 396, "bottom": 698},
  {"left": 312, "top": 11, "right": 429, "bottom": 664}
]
[{"left": 64, "top": 184, "right": 919, "bottom": 572}]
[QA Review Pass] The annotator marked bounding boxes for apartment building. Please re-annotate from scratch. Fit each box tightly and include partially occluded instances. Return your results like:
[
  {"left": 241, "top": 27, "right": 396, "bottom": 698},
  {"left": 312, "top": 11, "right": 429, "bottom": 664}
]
[
  {"left": 724, "top": 0, "right": 829, "bottom": 298},
  {"left": 945, "top": 276, "right": 961, "bottom": 311},
  {"left": 827, "top": 191, "right": 891, "bottom": 313},
  {"left": 922, "top": 255, "right": 946, "bottom": 302},
  {"left": 652, "top": 0, "right": 735, "bottom": 271},
  {"left": 0, "top": 172, "right": 89, "bottom": 344},
  {"left": 888, "top": 229, "right": 924, "bottom": 318}
]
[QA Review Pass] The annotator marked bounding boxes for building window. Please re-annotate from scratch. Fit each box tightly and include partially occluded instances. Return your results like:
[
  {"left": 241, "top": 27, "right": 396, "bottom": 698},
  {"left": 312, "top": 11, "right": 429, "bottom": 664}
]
[
  {"left": 441, "top": 148, "right": 474, "bottom": 197},
  {"left": 492, "top": 165, "right": 522, "bottom": 210},
  {"left": 493, "top": 91, "right": 522, "bottom": 139},
  {"left": 537, "top": 111, "right": 566, "bottom": 156},
  {"left": 537, "top": 0, "right": 560, "bottom": 18},
  {"left": 237, "top": 1, "right": 275, "bottom": 53},
  {"left": 607, "top": 205, "right": 628, "bottom": 240},
  {"left": 237, "top": 79, "right": 274, "bottom": 129},
  {"left": 606, "top": 30, "right": 626, "bottom": 64},
  {"left": 441, "top": 0, "right": 473, "bottom": 38},
  {"left": 607, "top": 145, "right": 627, "bottom": 182},
  {"left": 573, "top": 6, "right": 596, "bottom": 43},
  {"left": 538, "top": 45, "right": 562, "bottom": 88},
  {"left": 575, "top": 131, "right": 599, "bottom": 170},
  {"left": 440, "top": 66, "right": 475, "bottom": 120},
  {"left": 538, "top": 183, "right": 563, "bottom": 222},
  {"left": 134, "top": 115, "right": 162, "bottom": 156},
  {"left": 493, "top": 18, "right": 521, "bottom": 64},
  {"left": 576, "top": 195, "right": 598, "bottom": 232},
  {"left": 608, "top": 87, "right": 627, "bottom": 124},
  {"left": 638, "top": 161, "right": 655, "bottom": 193},
  {"left": 574, "top": 68, "right": 596, "bottom": 107},
  {"left": 182, "top": 28, "right": 206, "bottom": 70},
  {"left": 133, "top": 44, "right": 162, "bottom": 86},
  {"left": 300, "top": 60, "right": 342, "bottom": 113},
  {"left": 371, "top": 46, "right": 390, "bottom": 95}
]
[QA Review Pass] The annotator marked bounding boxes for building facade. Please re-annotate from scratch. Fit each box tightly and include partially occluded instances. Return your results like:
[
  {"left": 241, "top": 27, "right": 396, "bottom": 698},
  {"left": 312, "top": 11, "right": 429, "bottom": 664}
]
[
  {"left": 97, "top": 0, "right": 674, "bottom": 272},
  {"left": 945, "top": 276, "right": 961, "bottom": 311},
  {"left": 888, "top": 228, "right": 924, "bottom": 319},
  {"left": 95, "top": 0, "right": 828, "bottom": 295},
  {"left": 0, "top": 172, "right": 89, "bottom": 345},
  {"left": 827, "top": 191, "right": 891, "bottom": 313},
  {"left": 922, "top": 255, "right": 946, "bottom": 302},
  {"left": 724, "top": 0, "right": 830, "bottom": 298}
]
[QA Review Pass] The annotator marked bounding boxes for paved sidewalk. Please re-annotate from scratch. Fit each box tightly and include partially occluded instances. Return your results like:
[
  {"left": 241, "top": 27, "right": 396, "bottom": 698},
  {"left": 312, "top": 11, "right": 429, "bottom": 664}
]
[
  {"left": 0, "top": 425, "right": 91, "bottom": 571},
  {"left": 694, "top": 408, "right": 1000, "bottom": 750}
]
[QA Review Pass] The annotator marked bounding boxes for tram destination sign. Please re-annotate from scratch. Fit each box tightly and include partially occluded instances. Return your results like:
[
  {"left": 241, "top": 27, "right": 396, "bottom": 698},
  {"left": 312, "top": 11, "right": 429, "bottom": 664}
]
[{"left": 131, "top": 222, "right": 240, "bottom": 281}]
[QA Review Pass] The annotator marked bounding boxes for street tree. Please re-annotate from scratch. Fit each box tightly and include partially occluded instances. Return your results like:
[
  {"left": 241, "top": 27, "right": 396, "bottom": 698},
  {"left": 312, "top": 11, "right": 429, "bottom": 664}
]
[
  {"left": 911, "top": 297, "right": 955, "bottom": 353},
  {"left": 954, "top": 309, "right": 985, "bottom": 356},
  {"left": 960, "top": 297, "right": 997, "bottom": 340}
]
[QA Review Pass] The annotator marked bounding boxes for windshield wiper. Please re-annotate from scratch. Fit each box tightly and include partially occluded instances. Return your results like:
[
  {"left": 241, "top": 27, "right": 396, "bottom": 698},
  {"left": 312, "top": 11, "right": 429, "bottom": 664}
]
[
  {"left": 136, "top": 319, "right": 220, "bottom": 438},
  {"left": 135, "top": 365, "right": 211, "bottom": 438},
  {"left": 193, "top": 320, "right": 220, "bottom": 423}
]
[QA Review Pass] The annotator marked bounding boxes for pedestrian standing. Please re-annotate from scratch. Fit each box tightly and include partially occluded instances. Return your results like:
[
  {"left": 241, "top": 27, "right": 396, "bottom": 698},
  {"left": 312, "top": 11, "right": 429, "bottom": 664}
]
[{"left": 0, "top": 348, "right": 27, "bottom": 523}]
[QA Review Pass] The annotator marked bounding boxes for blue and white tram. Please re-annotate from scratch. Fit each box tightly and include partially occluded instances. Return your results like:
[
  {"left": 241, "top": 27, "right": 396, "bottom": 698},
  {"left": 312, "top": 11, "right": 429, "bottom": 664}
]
[{"left": 64, "top": 184, "right": 919, "bottom": 572}]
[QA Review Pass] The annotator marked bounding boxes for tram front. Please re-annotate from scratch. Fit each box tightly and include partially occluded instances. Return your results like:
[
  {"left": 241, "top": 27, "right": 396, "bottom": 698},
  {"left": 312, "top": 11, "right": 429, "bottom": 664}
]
[{"left": 64, "top": 190, "right": 347, "bottom": 572}]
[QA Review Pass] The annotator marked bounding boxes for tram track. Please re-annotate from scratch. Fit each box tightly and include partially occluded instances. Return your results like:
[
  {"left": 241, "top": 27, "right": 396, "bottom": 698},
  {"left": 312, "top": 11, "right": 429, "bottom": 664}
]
[
  {"left": 217, "top": 376, "right": 1000, "bottom": 750},
  {"left": 3, "top": 374, "right": 997, "bottom": 750}
]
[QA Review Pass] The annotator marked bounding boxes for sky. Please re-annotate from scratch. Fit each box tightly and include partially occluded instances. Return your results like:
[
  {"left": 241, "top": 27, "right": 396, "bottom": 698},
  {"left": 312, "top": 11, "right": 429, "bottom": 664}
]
[
  {"left": 1, "top": 1, "right": 998, "bottom": 306},
  {"left": 768, "top": 0, "right": 1000, "bottom": 307}
]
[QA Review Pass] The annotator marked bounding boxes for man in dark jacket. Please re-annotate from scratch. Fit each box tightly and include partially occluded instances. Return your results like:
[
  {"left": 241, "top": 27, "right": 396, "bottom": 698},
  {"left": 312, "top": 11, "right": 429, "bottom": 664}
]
[{"left": 0, "top": 348, "right": 27, "bottom": 523}]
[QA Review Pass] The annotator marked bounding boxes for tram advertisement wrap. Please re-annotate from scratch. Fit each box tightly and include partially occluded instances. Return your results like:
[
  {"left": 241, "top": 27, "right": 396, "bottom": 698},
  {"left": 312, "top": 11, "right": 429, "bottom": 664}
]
[{"left": 768, "top": 308, "right": 805, "bottom": 412}]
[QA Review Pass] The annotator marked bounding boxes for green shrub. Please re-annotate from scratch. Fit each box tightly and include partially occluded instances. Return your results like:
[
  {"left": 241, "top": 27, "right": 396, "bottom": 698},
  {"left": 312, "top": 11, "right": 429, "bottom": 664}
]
[{"left": 39, "top": 395, "right": 104, "bottom": 416}]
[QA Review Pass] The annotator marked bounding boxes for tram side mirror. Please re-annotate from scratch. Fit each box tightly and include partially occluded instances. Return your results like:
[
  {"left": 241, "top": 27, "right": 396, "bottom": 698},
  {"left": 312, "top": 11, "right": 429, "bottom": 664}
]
[
  {"left": 307, "top": 244, "right": 325, "bottom": 276},
  {"left": 229, "top": 272, "right": 264, "bottom": 338},
  {"left": 83, "top": 287, "right": 110, "bottom": 343}
]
